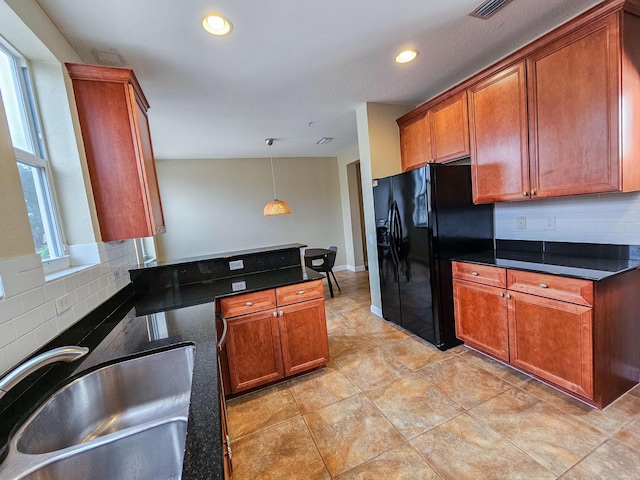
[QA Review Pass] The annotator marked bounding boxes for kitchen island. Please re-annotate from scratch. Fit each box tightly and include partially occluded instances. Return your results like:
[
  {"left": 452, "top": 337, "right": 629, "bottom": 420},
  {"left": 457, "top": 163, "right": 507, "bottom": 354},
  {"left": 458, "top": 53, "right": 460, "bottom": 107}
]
[{"left": 0, "top": 244, "right": 325, "bottom": 479}]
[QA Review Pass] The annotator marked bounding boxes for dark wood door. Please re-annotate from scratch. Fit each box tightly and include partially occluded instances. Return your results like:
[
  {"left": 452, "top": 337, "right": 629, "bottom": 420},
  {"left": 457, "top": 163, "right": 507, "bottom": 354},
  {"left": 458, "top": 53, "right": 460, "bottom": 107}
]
[
  {"left": 278, "top": 298, "right": 330, "bottom": 376},
  {"left": 225, "top": 310, "right": 284, "bottom": 393},
  {"left": 453, "top": 279, "right": 509, "bottom": 362},
  {"left": 527, "top": 15, "right": 619, "bottom": 198},
  {"left": 400, "top": 114, "right": 431, "bottom": 171},
  {"left": 508, "top": 291, "right": 593, "bottom": 399},
  {"left": 429, "top": 91, "right": 470, "bottom": 163},
  {"left": 468, "top": 62, "right": 530, "bottom": 203}
]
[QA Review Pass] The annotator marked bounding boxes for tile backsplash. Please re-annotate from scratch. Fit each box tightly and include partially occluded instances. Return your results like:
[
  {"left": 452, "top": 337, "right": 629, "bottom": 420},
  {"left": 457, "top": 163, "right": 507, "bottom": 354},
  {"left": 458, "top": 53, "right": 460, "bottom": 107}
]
[
  {"left": 0, "top": 240, "right": 137, "bottom": 376},
  {"left": 495, "top": 191, "right": 640, "bottom": 245}
]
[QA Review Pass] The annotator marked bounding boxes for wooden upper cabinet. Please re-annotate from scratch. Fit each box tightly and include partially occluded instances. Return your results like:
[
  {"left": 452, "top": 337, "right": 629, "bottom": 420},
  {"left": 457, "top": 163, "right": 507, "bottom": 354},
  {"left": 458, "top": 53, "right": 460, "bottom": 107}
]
[
  {"left": 527, "top": 15, "right": 621, "bottom": 198},
  {"left": 429, "top": 91, "right": 470, "bottom": 163},
  {"left": 468, "top": 62, "right": 529, "bottom": 203},
  {"left": 399, "top": 114, "right": 432, "bottom": 171},
  {"left": 66, "top": 63, "right": 165, "bottom": 242}
]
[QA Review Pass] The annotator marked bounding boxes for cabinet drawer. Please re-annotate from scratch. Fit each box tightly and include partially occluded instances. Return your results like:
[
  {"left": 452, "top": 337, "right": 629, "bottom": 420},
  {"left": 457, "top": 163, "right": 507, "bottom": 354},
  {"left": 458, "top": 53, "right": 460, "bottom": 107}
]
[
  {"left": 507, "top": 270, "right": 593, "bottom": 307},
  {"left": 220, "top": 290, "right": 277, "bottom": 318},
  {"left": 276, "top": 280, "right": 324, "bottom": 306},
  {"left": 452, "top": 261, "right": 506, "bottom": 288}
]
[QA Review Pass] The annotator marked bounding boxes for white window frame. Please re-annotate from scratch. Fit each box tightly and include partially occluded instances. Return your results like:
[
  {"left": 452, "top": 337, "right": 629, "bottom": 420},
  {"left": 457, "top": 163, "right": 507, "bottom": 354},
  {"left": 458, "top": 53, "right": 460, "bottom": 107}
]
[{"left": 0, "top": 39, "right": 69, "bottom": 273}]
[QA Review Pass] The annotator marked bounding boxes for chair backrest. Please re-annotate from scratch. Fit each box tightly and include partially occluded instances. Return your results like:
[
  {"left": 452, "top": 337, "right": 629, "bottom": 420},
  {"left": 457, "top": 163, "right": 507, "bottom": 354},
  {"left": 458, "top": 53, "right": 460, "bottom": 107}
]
[{"left": 324, "top": 247, "right": 337, "bottom": 270}]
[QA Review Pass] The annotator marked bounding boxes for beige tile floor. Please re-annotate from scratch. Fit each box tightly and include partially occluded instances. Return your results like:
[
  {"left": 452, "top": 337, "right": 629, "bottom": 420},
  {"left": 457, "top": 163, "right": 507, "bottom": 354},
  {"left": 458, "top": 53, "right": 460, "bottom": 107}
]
[{"left": 227, "top": 270, "right": 640, "bottom": 479}]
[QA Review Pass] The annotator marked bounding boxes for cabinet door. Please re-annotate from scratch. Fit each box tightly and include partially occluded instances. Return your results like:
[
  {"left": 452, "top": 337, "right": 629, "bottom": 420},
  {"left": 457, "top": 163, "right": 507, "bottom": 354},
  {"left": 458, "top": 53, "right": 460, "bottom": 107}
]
[
  {"left": 429, "top": 91, "right": 470, "bottom": 163},
  {"left": 527, "top": 15, "right": 619, "bottom": 198},
  {"left": 67, "top": 63, "right": 165, "bottom": 241},
  {"left": 225, "top": 310, "right": 284, "bottom": 393},
  {"left": 453, "top": 279, "right": 509, "bottom": 362},
  {"left": 508, "top": 291, "right": 593, "bottom": 399},
  {"left": 400, "top": 114, "right": 432, "bottom": 171},
  {"left": 218, "top": 363, "right": 233, "bottom": 479},
  {"left": 278, "top": 298, "right": 330, "bottom": 376},
  {"left": 468, "top": 62, "right": 530, "bottom": 203},
  {"left": 130, "top": 87, "right": 165, "bottom": 235}
]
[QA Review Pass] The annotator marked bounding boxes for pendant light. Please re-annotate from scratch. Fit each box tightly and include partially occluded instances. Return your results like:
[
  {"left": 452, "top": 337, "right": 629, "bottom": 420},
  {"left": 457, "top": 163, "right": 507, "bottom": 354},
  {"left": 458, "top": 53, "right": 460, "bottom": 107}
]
[{"left": 263, "top": 138, "right": 291, "bottom": 216}]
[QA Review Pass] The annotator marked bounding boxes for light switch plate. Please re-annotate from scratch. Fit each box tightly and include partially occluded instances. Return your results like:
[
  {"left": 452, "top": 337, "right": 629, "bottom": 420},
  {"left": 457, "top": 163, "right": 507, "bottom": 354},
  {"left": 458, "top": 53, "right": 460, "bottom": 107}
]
[{"left": 517, "top": 216, "right": 526, "bottom": 230}]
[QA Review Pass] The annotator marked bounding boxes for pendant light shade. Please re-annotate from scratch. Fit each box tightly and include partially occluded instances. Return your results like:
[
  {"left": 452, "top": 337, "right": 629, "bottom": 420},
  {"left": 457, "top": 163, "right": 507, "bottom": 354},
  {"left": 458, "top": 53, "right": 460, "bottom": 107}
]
[
  {"left": 264, "top": 200, "right": 292, "bottom": 216},
  {"left": 264, "top": 138, "right": 291, "bottom": 216}
]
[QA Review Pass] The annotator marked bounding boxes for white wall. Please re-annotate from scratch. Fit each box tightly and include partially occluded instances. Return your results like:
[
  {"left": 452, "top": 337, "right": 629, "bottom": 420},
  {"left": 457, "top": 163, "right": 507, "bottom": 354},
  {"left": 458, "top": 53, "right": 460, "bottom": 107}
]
[
  {"left": 154, "top": 157, "right": 347, "bottom": 265},
  {"left": 356, "top": 103, "right": 413, "bottom": 314},
  {"left": 0, "top": 0, "right": 139, "bottom": 376}
]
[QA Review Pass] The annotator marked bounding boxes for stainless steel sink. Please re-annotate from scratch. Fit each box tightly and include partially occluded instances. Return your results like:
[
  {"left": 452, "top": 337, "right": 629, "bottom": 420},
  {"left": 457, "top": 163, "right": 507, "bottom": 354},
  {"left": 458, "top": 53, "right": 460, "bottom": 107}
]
[
  {"left": 19, "top": 420, "right": 187, "bottom": 480},
  {"left": 0, "top": 345, "right": 195, "bottom": 479}
]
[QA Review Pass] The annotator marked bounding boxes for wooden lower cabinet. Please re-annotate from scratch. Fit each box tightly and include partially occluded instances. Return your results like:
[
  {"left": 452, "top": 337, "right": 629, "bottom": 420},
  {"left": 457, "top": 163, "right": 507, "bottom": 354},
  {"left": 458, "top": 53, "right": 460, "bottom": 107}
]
[
  {"left": 453, "top": 280, "right": 509, "bottom": 362},
  {"left": 225, "top": 310, "right": 284, "bottom": 393},
  {"left": 278, "top": 298, "right": 329, "bottom": 376},
  {"left": 219, "top": 280, "right": 329, "bottom": 395},
  {"left": 216, "top": 315, "right": 233, "bottom": 478},
  {"left": 218, "top": 364, "right": 233, "bottom": 479},
  {"left": 508, "top": 291, "right": 594, "bottom": 399},
  {"left": 452, "top": 261, "right": 640, "bottom": 408}
]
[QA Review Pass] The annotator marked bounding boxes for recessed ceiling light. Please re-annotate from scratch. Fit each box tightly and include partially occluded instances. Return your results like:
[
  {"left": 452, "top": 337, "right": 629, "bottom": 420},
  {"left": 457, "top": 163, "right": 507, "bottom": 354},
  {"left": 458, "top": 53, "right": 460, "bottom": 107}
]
[
  {"left": 396, "top": 49, "right": 419, "bottom": 64},
  {"left": 202, "top": 14, "right": 232, "bottom": 36}
]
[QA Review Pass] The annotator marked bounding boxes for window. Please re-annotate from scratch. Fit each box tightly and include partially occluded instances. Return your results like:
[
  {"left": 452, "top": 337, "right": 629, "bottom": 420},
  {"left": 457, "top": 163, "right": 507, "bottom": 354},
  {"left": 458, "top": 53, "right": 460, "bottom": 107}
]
[{"left": 0, "top": 40, "right": 65, "bottom": 265}]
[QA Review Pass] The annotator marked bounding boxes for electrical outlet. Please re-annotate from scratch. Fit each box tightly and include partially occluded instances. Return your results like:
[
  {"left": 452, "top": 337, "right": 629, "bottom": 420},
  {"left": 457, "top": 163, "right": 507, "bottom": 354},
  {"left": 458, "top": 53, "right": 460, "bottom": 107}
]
[
  {"left": 229, "top": 260, "right": 244, "bottom": 271},
  {"left": 544, "top": 215, "right": 556, "bottom": 231},
  {"left": 55, "top": 294, "right": 71, "bottom": 315},
  {"left": 517, "top": 216, "right": 526, "bottom": 230}
]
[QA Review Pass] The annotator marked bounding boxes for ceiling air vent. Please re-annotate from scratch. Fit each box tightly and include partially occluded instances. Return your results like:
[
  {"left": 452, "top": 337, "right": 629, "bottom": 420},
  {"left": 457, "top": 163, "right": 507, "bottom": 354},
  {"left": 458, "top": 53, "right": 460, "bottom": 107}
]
[{"left": 469, "top": 0, "right": 514, "bottom": 19}]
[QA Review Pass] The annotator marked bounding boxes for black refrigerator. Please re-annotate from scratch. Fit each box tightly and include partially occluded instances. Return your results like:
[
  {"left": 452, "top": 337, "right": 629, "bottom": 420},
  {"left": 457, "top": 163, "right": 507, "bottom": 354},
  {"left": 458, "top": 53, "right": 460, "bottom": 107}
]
[{"left": 373, "top": 164, "right": 494, "bottom": 350}]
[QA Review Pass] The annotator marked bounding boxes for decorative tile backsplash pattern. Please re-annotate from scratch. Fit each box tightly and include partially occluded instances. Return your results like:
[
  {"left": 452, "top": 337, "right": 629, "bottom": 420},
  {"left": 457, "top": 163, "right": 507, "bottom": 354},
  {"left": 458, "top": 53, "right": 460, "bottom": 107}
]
[
  {"left": 0, "top": 240, "right": 137, "bottom": 376},
  {"left": 495, "top": 192, "right": 640, "bottom": 245}
]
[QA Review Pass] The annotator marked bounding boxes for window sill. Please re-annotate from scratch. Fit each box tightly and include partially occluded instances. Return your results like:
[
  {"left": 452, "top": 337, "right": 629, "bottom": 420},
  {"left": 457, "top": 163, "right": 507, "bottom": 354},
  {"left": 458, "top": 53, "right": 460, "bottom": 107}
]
[{"left": 45, "top": 264, "right": 95, "bottom": 282}]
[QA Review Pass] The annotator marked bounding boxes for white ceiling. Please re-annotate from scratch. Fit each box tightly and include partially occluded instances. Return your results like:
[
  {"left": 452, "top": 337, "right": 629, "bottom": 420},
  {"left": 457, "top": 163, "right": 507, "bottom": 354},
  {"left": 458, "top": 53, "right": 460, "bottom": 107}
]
[{"left": 35, "top": 0, "right": 602, "bottom": 160}]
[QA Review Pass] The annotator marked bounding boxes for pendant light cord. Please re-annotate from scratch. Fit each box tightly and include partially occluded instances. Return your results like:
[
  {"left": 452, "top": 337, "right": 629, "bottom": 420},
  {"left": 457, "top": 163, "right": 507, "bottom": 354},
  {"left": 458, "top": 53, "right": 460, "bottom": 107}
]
[{"left": 269, "top": 143, "right": 278, "bottom": 199}]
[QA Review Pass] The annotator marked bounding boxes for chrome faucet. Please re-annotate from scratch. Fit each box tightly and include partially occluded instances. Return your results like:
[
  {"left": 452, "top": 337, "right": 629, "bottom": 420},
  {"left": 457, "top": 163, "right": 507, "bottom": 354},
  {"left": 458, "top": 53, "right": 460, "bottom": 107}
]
[{"left": 0, "top": 346, "right": 89, "bottom": 400}]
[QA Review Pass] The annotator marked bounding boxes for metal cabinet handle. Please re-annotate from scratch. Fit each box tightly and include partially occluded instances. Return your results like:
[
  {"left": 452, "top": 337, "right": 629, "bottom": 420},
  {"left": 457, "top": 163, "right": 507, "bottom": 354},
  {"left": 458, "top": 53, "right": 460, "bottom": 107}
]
[
  {"left": 522, "top": 191, "right": 528, "bottom": 196},
  {"left": 471, "top": 272, "right": 478, "bottom": 276},
  {"left": 216, "top": 313, "right": 228, "bottom": 351},
  {"left": 225, "top": 434, "right": 232, "bottom": 459},
  {"left": 530, "top": 190, "right": 536, "bottom": 196},
  {"left": 506, "top": 293, "right": 511, "bottom": 299},
  {"left": 246, "top": 301, "right": 253, "bottom": 307},
  {"left": 298, "top": 290, "right": 305, "bottom": 295},
  {"left": 279, "top": 310, "right": 284, "bottom": 317},
  {"left": 273, "top": 311, "right": 278, "bottom": 317},
  {"left": 539, "top": 283, "right": 548, "bottom": 288},
  {"left": 499, "top": 292, "right": 504, "bottom": 298}
]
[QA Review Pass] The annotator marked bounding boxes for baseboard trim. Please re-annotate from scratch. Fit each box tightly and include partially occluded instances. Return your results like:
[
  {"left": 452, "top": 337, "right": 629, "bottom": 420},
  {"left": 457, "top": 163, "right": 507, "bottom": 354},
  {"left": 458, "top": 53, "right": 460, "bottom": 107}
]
[
  {"left": 370, "top": 305, "right": 382, "bottom": 318},
  {"left": 338, "top": 264, "right": 366, "bottom": 273}
]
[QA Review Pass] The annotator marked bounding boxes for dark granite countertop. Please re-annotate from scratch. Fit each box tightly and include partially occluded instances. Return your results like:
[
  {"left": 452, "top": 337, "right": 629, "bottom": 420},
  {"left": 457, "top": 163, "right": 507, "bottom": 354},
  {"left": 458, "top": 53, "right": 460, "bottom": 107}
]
[
  {"left": 0, "top": 265, "right": 324, "bottom": 480},
  {"left": 454, "top": 244, "right": 640, "bottom": 281},
  {"left": 131, "top": 243, "right": 306, "bottom": 270},
  {"left": 135, "top": 264, "right": 323, "bottom": 315}
]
